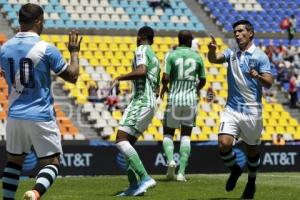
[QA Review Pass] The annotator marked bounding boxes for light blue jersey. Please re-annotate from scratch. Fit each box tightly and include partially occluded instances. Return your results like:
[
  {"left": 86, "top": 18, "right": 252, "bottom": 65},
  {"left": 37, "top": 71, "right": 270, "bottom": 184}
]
[
  {"left": 223, "top": 44, "right": 271, "bottom": 114},
  {"left": 0, "top": 32, "right": 67, "bottom": 121}
]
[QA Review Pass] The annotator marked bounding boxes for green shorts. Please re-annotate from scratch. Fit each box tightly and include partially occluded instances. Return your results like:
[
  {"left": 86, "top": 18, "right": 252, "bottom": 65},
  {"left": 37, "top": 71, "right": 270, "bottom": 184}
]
[{"left": 119, "top": 102, "right": 155, "bottom": 136}]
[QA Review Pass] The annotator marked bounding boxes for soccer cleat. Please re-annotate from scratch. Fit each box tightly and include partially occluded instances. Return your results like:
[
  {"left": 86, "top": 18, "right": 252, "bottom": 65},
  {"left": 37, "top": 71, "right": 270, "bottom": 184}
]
[
  {"left": 132, "top": 177, "right": 156, "bottom": 196},
  {"left": 23, "top": 190, "right": 40, "bottom": 200},
  {"left": 116, "top": 184, "right": 139, "bottom": 196},
  {"left": 176, "top": 173, "right": 187, "bottom": 182},
  {"left": 166, "top": 160, "right": 176, "bottom": 180},
  {"left": 225, "top": 166, "right": 242, "bottom": 191},
  {"left": 241, "top": 181, "right": 256, "bottom": 199}
]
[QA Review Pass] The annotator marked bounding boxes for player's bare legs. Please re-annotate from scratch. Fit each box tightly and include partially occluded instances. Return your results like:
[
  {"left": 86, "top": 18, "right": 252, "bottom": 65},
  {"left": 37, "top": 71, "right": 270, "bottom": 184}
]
[
  {"left": 176, "top": 125, "right": 192, "bottom": 182},
  {"left": 2, "top": 154, "right": 25, "bottom": 200},
  {"left": 24, "top": 154, "right": 60, "bottom": 200},
  {"left": 241, "top": 145, "right": 259, "bottom": 199},
  {"left": 218, "top": 134, "right": 242, "bottom": 191},
  {"left": 162, "top": 127, "right": 176, "bottom": 180}
]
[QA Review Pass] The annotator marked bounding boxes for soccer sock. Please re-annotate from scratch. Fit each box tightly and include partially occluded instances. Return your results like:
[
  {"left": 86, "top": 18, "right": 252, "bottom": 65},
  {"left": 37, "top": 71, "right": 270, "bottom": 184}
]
[
  {"left": 163, "top": 134, "right": 174, "bottom": 163},
  {"left": 116, "top": 141, "right": 149, "bottom": 180},
  {"left": 178, "top": 136, "right": 191, "bottom": 175},
  {"left": 247, "top": 154, "right": 260, "bottom": 183},
  {"left": 220, "top": 149, "right": 240, "bottom": 171},
  {"left": 126, "top": 159, "right": 138, "bottom": 186},
  {"left": 2, "top": 162, "right": 22, "bottom": 200},
  {"left": 33, "top": 164, "right": 59, "bottom": 197}
]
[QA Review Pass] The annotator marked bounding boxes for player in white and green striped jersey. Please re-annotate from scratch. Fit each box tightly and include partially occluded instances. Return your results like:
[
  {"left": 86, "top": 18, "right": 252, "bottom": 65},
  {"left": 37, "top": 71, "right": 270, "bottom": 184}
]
[
  {"left": 110, "top": 26, "right": 160, "bottom": 196},
  {"left": 160, "top": 30, "right": 206, "bottom": 182}
]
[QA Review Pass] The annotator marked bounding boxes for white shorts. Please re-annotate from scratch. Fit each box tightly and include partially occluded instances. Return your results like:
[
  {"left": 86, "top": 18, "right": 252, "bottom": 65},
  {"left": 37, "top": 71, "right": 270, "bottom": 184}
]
[
  {"left": 6, "top": 118, "right": 62, "bottom": 158},
  {"left": 119, "top": 107, "right": 155, "bottom": 137},
  {"left": 218, "top": 108, "right": 263, "bottom": 145},
  {"left": 163, "top": 105, "right": 197, "bottom": 128}
]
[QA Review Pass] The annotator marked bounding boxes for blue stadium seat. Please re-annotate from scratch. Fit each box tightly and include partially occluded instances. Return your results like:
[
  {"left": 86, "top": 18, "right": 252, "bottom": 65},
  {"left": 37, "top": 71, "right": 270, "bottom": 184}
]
[{"left": 0, "top": 0, "right": 205, "bottom": 31}]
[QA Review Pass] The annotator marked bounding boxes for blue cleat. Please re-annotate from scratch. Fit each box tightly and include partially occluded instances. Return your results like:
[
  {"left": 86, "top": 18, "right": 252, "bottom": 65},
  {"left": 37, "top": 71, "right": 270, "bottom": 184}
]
[
  {"left": 116, "top": 184, "right": 139, "bottom": 197},
  {"left": 132, "top": 177, "right": 156, "bottom": 196}
]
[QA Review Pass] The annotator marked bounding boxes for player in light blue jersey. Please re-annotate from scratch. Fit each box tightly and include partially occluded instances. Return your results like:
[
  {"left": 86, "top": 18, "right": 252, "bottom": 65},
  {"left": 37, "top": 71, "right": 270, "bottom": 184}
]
[
  {"left": 0, "top": 4, "right": 82, "bottom": 200},
  {"left": 208, "top": 20, "right": 273, "bottom": 199}
]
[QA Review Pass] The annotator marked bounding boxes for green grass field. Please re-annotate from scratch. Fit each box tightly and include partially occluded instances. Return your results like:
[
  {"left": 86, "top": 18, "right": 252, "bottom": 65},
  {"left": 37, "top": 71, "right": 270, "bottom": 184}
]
[{"left": 2, "top": 173, "right": 300, "bottom": 200}]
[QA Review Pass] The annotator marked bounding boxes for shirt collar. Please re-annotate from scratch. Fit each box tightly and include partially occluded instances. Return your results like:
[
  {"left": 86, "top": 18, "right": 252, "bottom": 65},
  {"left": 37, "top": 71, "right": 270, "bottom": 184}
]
[
  {"left": 238, "top": 43, "right": 256, "bottom": 55},
  {"left": 15, "top": 32, "right": 39, "bottom": 38}
]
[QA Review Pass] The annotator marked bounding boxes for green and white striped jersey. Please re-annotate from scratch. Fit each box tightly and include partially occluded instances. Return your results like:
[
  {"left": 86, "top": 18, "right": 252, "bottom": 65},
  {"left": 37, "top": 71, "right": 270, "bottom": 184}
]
[
  {"left": 131, "top": 44, "right": 160, "bottom": 108},
  {"left": 164, "top": 46, "right": 205, "bottom": 106}
]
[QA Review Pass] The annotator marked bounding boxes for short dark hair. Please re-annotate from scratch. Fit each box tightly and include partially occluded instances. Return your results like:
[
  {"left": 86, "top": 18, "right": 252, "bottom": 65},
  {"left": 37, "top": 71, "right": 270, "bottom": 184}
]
[
  {"left": 232, "top": 20, "right": 254, "bottom": 40},
  {"left": 232, "top": 20, "right": 254, "bottom": 33},
  {"left": 178, "top": 30, "right": 193, "bottom": 47},
  {"left": 138, "top": 26, "right": 154, "bottom": 44},
  {"left": 19, "top": 3, "right": 44, "bottom": 24}
]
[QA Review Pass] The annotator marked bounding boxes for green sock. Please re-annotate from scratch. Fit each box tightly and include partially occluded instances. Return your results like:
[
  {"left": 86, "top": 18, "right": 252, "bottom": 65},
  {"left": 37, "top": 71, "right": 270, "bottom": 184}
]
[
  {"left": 163, "top": 135, "right": 174, "bottom": 163},
  {"left": 178, "top": 136, "right": 191, "bottom": 175},
  {"left": 117, "top": 141, "right": 149, "bottom": 180},
  {"left": 126, "top": 159, "right": 138, "bottom": 186}
]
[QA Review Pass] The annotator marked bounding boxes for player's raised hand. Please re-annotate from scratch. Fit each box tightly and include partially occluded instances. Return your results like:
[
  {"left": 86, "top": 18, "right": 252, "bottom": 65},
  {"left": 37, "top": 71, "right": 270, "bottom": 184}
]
[
  {"left": 68, "top": 30, "right": 82, "bottom": 53},
  {"left": 208, "top": 34, "right": 217, "bottom": 51}
]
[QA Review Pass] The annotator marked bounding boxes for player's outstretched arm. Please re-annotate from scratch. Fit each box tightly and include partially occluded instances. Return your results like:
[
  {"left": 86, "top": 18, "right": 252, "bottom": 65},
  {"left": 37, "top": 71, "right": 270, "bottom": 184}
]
[
  {"left": 60, "top": 30, "right": 82, "bottom": 83},
  {"left": 207, "top": 35, "right": 225, "bottom": 64},
  {"left": 109, "top": 64, "right": 147, "bottom": 92},
  {"left": 115, "top": 64, "right": 147, "bottom": 81}
]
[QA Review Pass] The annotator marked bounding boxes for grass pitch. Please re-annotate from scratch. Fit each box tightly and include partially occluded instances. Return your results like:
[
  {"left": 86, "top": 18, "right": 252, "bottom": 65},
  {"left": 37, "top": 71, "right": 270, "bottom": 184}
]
[{"left": 2, "top": 173, "right": 300, "bottom": 200}]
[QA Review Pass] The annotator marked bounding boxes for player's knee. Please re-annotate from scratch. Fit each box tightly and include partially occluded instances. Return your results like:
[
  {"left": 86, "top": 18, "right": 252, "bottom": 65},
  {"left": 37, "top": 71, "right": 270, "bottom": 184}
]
[
  {"left": 218, "top": 137, "right": 233, "bottom": 152},
  {"left": 7, "top": 154, "right": 26, "bottom": 166},
  {"left": 39, "top": 153, "right": 60, "bottom": 167}
]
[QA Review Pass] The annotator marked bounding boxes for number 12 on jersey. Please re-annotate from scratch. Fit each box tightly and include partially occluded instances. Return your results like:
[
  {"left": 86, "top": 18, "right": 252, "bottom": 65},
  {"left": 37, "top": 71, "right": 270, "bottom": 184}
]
[{"left": 175, "top": 58, "right": 196, "bottom": 81}]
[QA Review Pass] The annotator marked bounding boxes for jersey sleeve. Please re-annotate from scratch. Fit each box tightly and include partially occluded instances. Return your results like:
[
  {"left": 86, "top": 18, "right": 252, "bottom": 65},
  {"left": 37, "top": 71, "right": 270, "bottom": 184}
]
[
  {"left": 223, "top": 48, "right": 232, "bottom": 62},
  {"left": 45, "top": 44, "right": 67, "bottom": 75},
  {"left": 197, "top": 56, "right": 206, "bottom": 79},
  {"left": 258, "top": 53, "right": 272, "bottom": 74},
  {"left": 135, "top": 45, "right": 147, "bottom": 67},
  {"left": 163, "top": 52, "right": 172, "bottom": 75}
]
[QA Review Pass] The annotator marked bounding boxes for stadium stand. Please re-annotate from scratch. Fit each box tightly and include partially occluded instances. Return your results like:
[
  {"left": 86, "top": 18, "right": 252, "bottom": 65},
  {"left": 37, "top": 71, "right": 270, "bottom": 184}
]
[
  {"left": 40, "top": 34, "right": 300, "bottom": 142},
  {"left": 0, "top": 0, "right": 204, "bottom": 31},
  {"left": 0, "top": 0, "right": 299, "bottom": 142},
  {"left": 199, "top": 0, "right": 300, "bottom": 34}
]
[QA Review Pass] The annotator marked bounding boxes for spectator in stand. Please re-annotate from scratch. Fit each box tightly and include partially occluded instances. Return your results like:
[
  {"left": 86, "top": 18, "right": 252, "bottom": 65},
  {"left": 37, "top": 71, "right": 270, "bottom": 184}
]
[
  {"left": 289, "top": 74, "right": 298, "bottom": 108},
  {"left": 272, "top": 134, "right": 285, "bottom": 146},
  {"left": 264, "top": 45, "right": 273, "bottom": 62},
  {"left": 285, "top": 44, "right": 296, "bottom": 63},
  {"left": 287, "top": 15, "right": 297, "bottom": 45},
  {"left": 88, "top": 84, "right": 100, "bottom": 103},
  {"left": 272, "top": 48, "right": 284, "bottom": 68},
  {"left": 148, "top": 0, "right": 171, "bottom": 10},
  {"left": 278, "top": 43, "right": 288, "bottom": 57},
  {"left": 257, "top": 42, "right": 266, "bottom": 52}
]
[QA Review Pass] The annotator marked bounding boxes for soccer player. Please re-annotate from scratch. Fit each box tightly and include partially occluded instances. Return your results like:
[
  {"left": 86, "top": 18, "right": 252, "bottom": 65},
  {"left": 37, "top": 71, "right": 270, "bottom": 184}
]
[
  {"left": 208, "top": 20, "right": 273, "bottom": 199},
  {"left": 160, "top": 30, "right": 206, "bottom": 181},
  {"left": 0, "top": 3, "right": 82, "bottom": 200},
  {"left": 110, "top": 26, "right": 160, "bottom": 196}
]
